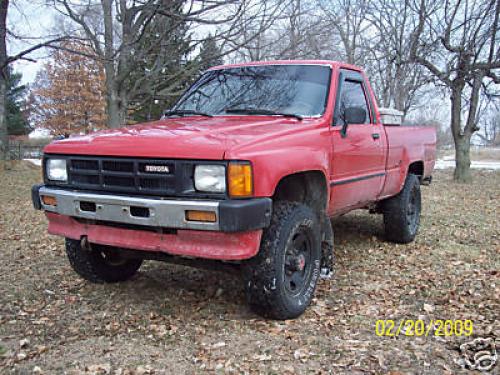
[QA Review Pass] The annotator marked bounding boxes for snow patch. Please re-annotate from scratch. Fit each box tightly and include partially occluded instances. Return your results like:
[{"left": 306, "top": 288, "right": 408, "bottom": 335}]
[
  {"left": 24, "top": 159, "right": 42, "bottom": 166},
  {"left": 435, "top": 159, "right": 500, "bottom": 170}
]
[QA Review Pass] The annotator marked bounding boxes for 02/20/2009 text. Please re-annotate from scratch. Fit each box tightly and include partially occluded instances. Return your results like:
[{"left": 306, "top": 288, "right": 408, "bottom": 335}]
[{"left": 375, "top": 319, "right": 473, "bottom": 337}]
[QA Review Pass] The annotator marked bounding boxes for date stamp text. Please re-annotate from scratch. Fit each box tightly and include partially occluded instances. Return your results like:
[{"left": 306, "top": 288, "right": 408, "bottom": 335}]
[{"left": 375, "top": 319, "right": 473, "bottom": 337}]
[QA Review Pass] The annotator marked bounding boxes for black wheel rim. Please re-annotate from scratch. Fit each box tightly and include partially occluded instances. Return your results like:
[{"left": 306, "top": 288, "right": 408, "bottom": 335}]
[
  {"left": 406, "top": 186, "right": 420, "bottom": 234},
  {"left": 100, "top": 250, "right": 127, "bottom": 266},
  {"left": 284, "top": 228, "right": 312, "bottom": 297}
]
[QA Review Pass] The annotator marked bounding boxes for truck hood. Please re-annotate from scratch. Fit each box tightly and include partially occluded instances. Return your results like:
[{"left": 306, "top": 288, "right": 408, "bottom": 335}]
[{"left": 44, "top": 116, "right": 318, "bottom": 159}]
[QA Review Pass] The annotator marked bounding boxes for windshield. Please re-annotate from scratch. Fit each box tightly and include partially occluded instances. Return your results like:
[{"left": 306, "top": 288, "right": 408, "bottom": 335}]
[{"left": 173, "top": 65, "right": 331, "bottom": 118}]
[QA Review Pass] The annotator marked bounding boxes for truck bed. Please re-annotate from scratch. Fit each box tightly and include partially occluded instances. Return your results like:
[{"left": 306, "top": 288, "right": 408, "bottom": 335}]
[{"left": 380, "top": 125, "right": 437, "bottom": 200}]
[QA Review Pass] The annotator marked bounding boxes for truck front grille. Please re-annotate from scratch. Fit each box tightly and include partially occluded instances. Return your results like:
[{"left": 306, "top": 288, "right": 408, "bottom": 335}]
[{"left": 66, "top": 157, "right": 177, "bottom": 195}]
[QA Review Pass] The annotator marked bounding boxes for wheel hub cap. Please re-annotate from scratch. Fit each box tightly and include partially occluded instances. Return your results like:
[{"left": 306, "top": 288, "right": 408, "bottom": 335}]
[
  {"left": 295, "top": 254, "right": 306, "bottom": 271},
  {"left": 284, "top": 231, "right": 312, "bottom": 295}
]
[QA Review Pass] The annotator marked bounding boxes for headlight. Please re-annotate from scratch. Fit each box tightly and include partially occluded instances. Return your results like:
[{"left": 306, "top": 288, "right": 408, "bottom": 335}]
[
  {"left": 46, "top": 159, "right": 68, "bottom": 182},
  {"left": 194, "top": 165, "right": 226, "bottom": 193}
]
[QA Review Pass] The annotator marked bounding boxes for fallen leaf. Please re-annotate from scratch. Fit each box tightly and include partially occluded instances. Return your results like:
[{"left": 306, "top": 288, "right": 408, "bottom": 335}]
[{"left": 423, "top": 303, "right": 435, "bottom": 313}]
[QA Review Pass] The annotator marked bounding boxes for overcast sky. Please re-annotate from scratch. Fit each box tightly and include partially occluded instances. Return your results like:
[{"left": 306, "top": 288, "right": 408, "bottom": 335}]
[{"left": 10, "top": 1, "right": 57, "bottom": 84}]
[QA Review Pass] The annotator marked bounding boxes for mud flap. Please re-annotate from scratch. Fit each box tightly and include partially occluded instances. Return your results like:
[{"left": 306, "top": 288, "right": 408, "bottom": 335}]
[{"left": 319, "top": 212, "right": 334, "bottom": 279}]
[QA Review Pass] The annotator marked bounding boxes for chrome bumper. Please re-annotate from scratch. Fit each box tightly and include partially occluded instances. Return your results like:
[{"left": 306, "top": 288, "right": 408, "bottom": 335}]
[{"left": 33, "top": 186, "right": 272, "bottom": 232}]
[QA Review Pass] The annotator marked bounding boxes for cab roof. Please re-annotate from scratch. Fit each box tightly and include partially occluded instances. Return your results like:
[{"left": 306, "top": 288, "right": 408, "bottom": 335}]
[{"left": 208, "top": 60, "right": 361, "bottom": 72}]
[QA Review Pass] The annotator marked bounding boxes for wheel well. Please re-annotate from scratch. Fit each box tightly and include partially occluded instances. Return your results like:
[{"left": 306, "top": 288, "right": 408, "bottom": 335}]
[
  {"left": 272, "top": 171, "right": 328, "bottom": 213},
  {"left": 408, "top": 161, "right": 424, "bottom": 180}
]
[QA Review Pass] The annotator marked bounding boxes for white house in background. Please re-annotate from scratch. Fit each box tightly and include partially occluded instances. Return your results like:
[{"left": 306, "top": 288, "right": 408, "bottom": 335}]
[{"left": 28, "top": 128, "right": 52, "bottom": 139}]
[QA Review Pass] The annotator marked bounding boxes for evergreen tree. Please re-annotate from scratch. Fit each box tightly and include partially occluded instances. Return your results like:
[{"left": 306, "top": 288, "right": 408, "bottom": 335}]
[
  {"left": 6, "top": 68, "right": 29, "bottom": 135},
  {"left": 128, "top": 6, "right": 196, "bottom": 123},
  {"left": 128, "top": 22, "right": 224, "bottom": 123},
  {"left": 198, "top": 35, "right": 223, "bottom": 73}
]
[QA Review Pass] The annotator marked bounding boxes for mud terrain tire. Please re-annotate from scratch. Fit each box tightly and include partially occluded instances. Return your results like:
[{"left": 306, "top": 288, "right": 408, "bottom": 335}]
[
  {"left": 382, "top": 174, "right": 421, "bottom": 244},
  {"left": 65, "top": 238, "right": 142, "bottom": 283},
  {"left": 243, "top": 201, "right": 321, "bottom": 320}
]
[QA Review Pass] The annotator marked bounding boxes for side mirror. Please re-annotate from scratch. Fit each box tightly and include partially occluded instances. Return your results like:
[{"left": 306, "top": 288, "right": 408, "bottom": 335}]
[{"left": 341, "top": 106, "right": 367, "bottom": 137}]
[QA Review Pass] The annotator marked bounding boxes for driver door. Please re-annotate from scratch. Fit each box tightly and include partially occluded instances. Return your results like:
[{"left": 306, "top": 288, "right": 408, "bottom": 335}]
[{"left": 330, "top": 69, "right": 386, "bottom": 214}]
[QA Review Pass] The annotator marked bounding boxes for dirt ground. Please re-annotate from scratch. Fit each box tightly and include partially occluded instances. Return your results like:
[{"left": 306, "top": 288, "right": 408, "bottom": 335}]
[{"left": 0, "top": 165, "right": 498, "bottom": 374}]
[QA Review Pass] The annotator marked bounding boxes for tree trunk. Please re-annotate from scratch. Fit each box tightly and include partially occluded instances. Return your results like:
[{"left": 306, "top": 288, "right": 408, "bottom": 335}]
[
  {"left": 0, "top": 78, "right": 7, "bottom": 165},
  {"left": 449, "top": 83, "right": 472, "bottom": 183},
  {"left": 102, "top": 0, "right": 124, "bottom": 129},
  {"left": 101, "top": 0, "right": 131, "bottom": 128},
  {"left": 0, "top": 0, "right": 8, "bottom": 166},
  {"left": 454, "top": 135, "right": 472, "bottom": 183},
  {"left": 106, "top": 83, "right": 126, "bottom": 128}
]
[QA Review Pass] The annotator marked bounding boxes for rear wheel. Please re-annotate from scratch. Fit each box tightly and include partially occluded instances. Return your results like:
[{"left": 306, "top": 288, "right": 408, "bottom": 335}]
[
  {"left": 243, "top": 201, "right": 321, "bottom": 320},
  {"left": 65, "top": 238, "right": 142, "bottom": 283},
  {"left": 382, "top": 174, "right": 421, "bottom": 244}
]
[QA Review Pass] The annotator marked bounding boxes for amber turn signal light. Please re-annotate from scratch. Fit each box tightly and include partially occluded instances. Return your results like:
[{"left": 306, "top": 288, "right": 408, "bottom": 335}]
[
  {"left": 228, "top": 162, "right": 253, "bottom": 197},
  {"left": 185, "top": 210, "right": 217, "bottom": 223},
  {"left": 41, "top": 195, "right": 57, "bottom": 206}
]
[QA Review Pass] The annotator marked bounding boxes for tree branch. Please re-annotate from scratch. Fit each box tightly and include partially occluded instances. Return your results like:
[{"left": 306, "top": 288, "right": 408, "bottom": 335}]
[{"left": 3, "top": 36, "right": 71, "bottom": 69}]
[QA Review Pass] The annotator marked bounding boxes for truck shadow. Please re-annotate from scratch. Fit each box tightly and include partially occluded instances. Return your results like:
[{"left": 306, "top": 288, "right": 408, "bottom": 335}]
[
  {"left": 108, "top": 211, "right": 384, "bottom": 320},
  {"left": 331, "top": 211, "right": 384, "bottom": 244},
  {"left": 118, "top": 262, "right": 251, "bottom": 319}
]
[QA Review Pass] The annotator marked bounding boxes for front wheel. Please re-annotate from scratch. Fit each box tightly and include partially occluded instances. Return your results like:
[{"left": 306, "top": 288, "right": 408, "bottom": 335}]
[
  {"left": 382, "top": 174, "right": 422, "bottom": 244},
  {"left": 242, "top": 201, "right": 321, "bottom": 320},
  {"left": 65, "top": 238, "right": 143, "bottom": 283}
]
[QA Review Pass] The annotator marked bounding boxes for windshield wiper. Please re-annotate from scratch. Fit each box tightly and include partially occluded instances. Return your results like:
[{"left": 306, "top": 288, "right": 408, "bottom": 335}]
[
  {"left": 225, "top": 107, "right": 303, "bottom": 120},
  {"left": 164, "top": 109, "right": 213, "bottom": 118}
]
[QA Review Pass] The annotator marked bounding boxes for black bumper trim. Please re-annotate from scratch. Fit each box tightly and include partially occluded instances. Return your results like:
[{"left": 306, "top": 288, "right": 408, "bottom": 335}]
[
  {"left": 219, "top": 198, "right": 272, "bottom": 232},
  {"left": 32, "top": 184, "right": 43, "bottom": 210}
]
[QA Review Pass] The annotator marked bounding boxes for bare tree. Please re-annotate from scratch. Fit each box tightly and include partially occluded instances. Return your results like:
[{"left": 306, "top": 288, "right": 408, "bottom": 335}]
[
  {"left": 274, "top": 0, "right": 334, "bottom": 60},
  {"left": 228, "top": 0, "right": 346, "bottom": 62},
  {"left": 219, "top": 0, "right": 293, "bottom": 62},
  {"left": 364, "top": 0, "right": 430, "bottom": 117},
  {"left": 317, "top": 0, "right": 372, "bottom": 65},
  {"left": 0, "top": 0, "right": 68, "bottom": 165},
  {"left": 476, "top": 101, "right": 500, "bottom": 145},
  {"left": 410, "top": 0, "right": 500, "bottom": 182}
]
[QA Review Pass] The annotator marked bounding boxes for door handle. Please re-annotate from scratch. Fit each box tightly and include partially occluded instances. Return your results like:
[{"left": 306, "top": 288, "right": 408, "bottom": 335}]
[{"left": 372, "top": 133, "right": 380, "bottom": 140}]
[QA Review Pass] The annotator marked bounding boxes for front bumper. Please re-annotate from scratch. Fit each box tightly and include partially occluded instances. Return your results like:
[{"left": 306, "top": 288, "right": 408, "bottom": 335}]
[
  {"left": 43, "top": 212, "right": 263, "bottom": 260},
  {"left": 32, "top": 184, "right": 272, "bottom": 233}
]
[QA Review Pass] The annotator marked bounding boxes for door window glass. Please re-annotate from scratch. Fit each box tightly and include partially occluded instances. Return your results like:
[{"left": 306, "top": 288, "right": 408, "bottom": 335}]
[{"left": 338, "top": 80, "right": 370, "bottom": 125}]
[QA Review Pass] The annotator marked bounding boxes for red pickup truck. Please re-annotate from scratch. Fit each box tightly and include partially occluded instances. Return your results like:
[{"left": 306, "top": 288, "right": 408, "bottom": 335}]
[{"left": 32, "top": 60, "right": 436, "bottom": 319}]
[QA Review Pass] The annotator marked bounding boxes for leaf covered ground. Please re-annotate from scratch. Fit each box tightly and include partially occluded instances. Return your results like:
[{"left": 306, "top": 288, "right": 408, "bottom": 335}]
[{"left": 0, "top": 165, "right": 498, "bottom": 374}]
